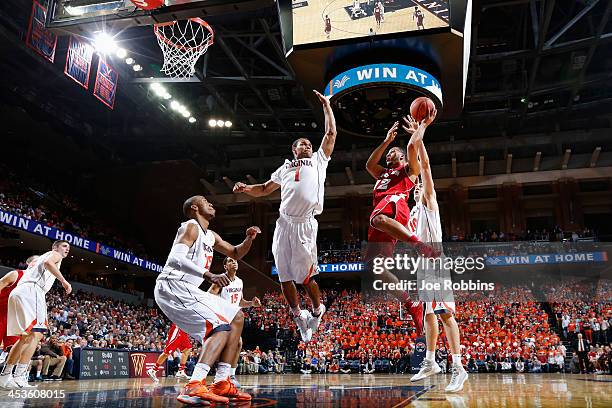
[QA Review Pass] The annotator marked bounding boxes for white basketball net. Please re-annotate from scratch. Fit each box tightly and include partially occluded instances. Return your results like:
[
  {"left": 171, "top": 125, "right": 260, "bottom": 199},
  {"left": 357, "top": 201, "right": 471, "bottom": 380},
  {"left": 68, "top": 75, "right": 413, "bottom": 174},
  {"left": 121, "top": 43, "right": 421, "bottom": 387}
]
[{"left": 154, "top": 18, "right": 214, "bottom": 78}]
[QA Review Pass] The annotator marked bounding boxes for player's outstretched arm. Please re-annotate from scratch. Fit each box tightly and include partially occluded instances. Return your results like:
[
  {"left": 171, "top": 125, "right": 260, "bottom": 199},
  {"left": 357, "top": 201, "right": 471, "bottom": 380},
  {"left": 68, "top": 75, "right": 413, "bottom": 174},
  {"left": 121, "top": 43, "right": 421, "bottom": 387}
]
[
  {"left": 168, "top": 223, "right": 230, "bottom": 286},
  {"left": 44, "top": 253, "right": 71, "bottom": 294},
  {"left": 213, "top": 226, "right": 261, "bottom": 261},
  {"left": 314, "top": 90, "right": 337, "bottom": 158},
  {"left": 233, "top": 180, "right": 280, "bottom": 197},
  {"left": 415, "top": 133, "right": 438, "bottom": 212},
  {"left": 366, "top": 121, "right": 399, "bottom": 179},
  {"left": 0, "top": 270, "right": 18, "bottom": 291}
]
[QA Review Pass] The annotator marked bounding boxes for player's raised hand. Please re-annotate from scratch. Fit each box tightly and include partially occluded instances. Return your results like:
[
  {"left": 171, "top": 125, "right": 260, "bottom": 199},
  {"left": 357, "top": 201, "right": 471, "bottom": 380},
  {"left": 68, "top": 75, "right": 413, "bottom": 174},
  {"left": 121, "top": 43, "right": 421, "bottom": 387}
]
[
  {"left": 233, "top": 182, "right": 249, "bottom": 194},
  {"left": 252, "top": 297, "right": 262, "bottom": 307},
  {"left": 62, "top": 280, "right": 72, "bottom": 295},
  {"left": 421, "top": 107, "right": 437, "bottom": 127},
  {"left": 313, "top": 89, "right": 330, "bottom": 106},
  {"left": 209, "top": 272, "right": 231, "bottom": 287},
  {"left": 246, "top": 226, "right": 261, "bottom": 240},
  {"left": 385, "top": 121, "right": 400, "bottom": 143},
  {"left": 402, "top": 115, "right": 418, "bottom": 134}
]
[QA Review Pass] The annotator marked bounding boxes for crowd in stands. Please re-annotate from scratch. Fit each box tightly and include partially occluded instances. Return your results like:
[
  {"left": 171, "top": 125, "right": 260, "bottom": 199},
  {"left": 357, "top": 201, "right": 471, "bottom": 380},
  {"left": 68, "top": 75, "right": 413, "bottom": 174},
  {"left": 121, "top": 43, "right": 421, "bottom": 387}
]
[
  {"left": 1, "top": 276, "right": 610, "bottom": 381},
  {"left": 0, "top": 164, "right": 154, "bottom": 262},
  {"left": 448, "top": 227, "right": 597, "bottom": 243}
]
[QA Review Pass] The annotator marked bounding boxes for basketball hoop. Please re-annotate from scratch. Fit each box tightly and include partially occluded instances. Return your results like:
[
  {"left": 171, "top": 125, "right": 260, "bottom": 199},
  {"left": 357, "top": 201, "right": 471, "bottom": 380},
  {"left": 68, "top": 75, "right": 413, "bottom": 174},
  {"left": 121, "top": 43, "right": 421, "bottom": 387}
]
[{"left": 154, "top": 18, "right": 214, "bottom": 78}]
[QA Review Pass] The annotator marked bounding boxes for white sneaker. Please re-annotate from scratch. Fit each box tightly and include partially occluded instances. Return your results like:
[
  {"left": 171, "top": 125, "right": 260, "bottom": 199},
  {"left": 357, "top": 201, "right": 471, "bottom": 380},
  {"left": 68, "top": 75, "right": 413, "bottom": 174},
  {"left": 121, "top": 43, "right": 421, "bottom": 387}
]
[
  {"left": 229, "top": 375, "right": 241, "bottom": 388},
  {"left": 175, "top": 370, "right": 189, "bottom": 379},
  {"left": 410, "top": 359, "right": 442, "bottom": 381},
  {"left": 445, "top": 364, "right": 468, "bottom": 393},
  {"left": 147, "top": 368, "right": 159, "bottom": 382},
  {"left": 307, "top": 304, "right": 326, "bottom": 334},
  {"left": 0, "top": 374, "right": 21, "bottom": 389},
  {"left": 294, "top": 310, "right": 313, "bottom": 343},
  {"left": 14, "top": 375, "right": 37, "bottom": 388}
]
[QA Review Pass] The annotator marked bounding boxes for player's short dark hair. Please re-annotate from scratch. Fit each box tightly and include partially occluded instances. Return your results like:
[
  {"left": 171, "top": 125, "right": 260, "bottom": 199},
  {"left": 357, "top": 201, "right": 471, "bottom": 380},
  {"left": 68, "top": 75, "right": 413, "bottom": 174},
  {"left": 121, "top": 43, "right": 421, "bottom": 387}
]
[
  {"left": 292, "top": 138, "right": 311, "bottom": 150},
  {"left": 223, "top": 257, "right": 236, "bottom": 266},
  {"left": 25, "top": 255, "right": 38, "bottom": 265},
  {"left": 52, "top": 240, "right": 69, "bottom": 249},
  {"left": 391, "top": 146, "right": 406, "bottom": 157},
  {"left": 182, "top": 196, "right": 200, "bottom": 218}
]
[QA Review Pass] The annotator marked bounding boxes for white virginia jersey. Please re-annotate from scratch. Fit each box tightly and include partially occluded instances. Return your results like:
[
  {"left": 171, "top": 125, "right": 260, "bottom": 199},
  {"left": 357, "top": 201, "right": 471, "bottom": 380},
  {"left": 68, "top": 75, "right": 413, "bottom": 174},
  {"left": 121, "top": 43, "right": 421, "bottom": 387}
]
[
  {"left": 270, "top": 148, "right": 330, "bottom": 217},
  {"left": 220, "top": 276, "right": 243, "bottom": 306},
  {"left": 20, "top": 251, "right": 60, "bottom": 293},
  {"left": 413, "top": 202, "right": 443, "bottom": 243},
  {"left": 160, "top": 219, "right": 215, "bottom": 287}
]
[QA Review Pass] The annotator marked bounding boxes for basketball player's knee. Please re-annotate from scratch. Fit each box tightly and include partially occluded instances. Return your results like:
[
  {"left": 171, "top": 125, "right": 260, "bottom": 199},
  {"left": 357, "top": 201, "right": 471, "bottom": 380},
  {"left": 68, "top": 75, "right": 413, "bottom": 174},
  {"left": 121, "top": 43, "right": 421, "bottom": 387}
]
[
  {"left": 232, "top": 310, "right": 244, "bottom": 328},
  {"left": 238, "top": 337, "right": 243, "bottom": 349},
  {"left": 371, "top": 214, "right": 389, "bottom": 229}
]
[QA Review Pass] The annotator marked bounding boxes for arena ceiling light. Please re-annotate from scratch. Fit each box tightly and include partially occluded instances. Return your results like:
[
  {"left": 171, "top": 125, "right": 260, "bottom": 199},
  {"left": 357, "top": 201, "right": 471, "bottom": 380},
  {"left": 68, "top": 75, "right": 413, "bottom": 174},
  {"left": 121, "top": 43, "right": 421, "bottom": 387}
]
[
  {"left": 132, "top": 64, "right": 142, "bottom": 72},
  {"left": 93, "top": 31, "right": 117, "bottom": 55},
  {"left": 115, "top": 47, "right": 127, "bottom": 58},
  {"left": 208, "top": 119, "right": 217, "bottom": 127},
  {"left": 189, "top": 117, "right": 196, "bottom": 123},
  {"left": 125, "top": 57, "right": 134, "bottom": 65},
  {"left": 224, "top": 121, "right": 232, "bottom": 128}
]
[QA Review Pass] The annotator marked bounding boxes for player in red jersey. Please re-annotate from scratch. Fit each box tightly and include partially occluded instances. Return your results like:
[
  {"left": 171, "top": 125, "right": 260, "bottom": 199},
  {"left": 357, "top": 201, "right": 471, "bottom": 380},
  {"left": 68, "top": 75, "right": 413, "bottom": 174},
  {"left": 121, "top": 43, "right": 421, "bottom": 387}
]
[
  {"left": 364, "top": 117, "right": 436, "bottom": 334},
  {"left": 0, "top": 256, "right": 39, "bottom": 352},
  {"left": 148, "top": 323, "right": 193, "bottom": 382}
]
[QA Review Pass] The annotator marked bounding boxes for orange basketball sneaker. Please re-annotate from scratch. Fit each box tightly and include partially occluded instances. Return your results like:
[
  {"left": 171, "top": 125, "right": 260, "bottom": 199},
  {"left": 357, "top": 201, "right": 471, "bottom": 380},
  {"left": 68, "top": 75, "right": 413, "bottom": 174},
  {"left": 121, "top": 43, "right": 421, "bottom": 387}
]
[
  {"left": 209, "top": 377, "right": 252, "bottom": 402},
  {"left": 177, "top": 379, "right": 230, "bottom": 405}
]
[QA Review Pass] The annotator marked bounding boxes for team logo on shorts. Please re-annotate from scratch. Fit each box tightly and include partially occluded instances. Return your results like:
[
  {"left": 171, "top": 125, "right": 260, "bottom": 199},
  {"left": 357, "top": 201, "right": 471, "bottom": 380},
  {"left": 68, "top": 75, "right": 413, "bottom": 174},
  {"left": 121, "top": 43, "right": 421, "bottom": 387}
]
[
  {"left": 131, "top": 353, "right": 147, "bottom": 376},
  {"left": 415, "top": 342, "right": 426, "bottom": 353}
]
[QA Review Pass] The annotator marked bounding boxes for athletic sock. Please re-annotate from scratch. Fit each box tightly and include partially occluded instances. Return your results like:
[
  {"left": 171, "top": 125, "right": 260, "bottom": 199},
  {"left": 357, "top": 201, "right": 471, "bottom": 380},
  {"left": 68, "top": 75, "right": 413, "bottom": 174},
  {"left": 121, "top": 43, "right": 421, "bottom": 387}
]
[
  {"left": 230, "top": 367, "right": 236, "bottom": 376},
  {"left": 312, "top": 304, "right": 324, "bottom": 317},
  {"left": 425, "top": 351, "right": 436, "bottom": 361},
  {"left": 190, "top": 363, "right": 210, "bottom": 383},
  {"left": 452, "top": 354, "right": 462, "bottom": 366},
  {"left": 0, "top": 364, "right": 15, "bottom": 376},
  {"left": 214, "top": 362, "right": 231, "bottom": 383},
  {"left": 291, "top": 306, "right": 301, "bottom": 317},
  {"left": 13, "top": 364, "right": 28, "bottom": 377}
]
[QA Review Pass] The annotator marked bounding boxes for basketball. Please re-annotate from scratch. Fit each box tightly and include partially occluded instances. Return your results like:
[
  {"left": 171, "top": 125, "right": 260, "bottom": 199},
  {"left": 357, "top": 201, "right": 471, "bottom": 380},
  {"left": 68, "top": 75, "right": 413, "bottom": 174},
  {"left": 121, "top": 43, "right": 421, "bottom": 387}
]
[{"left": 410, "top": 96, "right": 436, "bottom": 122}]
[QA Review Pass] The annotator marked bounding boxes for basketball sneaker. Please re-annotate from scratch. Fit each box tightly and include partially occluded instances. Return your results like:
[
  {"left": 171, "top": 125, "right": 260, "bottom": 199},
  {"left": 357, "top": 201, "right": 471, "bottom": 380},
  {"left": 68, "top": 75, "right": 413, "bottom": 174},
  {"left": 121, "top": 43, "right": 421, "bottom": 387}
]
[
  {"left": 229, "top": 374, "right": 241, "bottom": 388},
  {"left": 209, "top": 377, "right": 251, "bottom": 402},
  {"left": 0, "top": 374, "right": 20, "bottom": 389},
  {"left": 14, "top": 374, "right": 37, "bottom": 388},
  {"left": 146, "top": 368, "right": 159, "bottom": 382},
  {"left": 175, "top": 370, "right": 190, "bottom": 379},
  {"left": 307, "top": 304, "right": 326, "bottom": 334},
  {"left": 410, "top": 359, "right": 441, "bottom": 381},
  {"left": 445, "top": 364, "right": 468, "bottom": 393},
  {"left": 407, "top": 301, "right": 425, "bottom": 335},
  {"left": 294, "top": 309, "right": 313, "bottom": 343},
  {"left": 177, "top": 379, "right": 229, "bottom": 405}
]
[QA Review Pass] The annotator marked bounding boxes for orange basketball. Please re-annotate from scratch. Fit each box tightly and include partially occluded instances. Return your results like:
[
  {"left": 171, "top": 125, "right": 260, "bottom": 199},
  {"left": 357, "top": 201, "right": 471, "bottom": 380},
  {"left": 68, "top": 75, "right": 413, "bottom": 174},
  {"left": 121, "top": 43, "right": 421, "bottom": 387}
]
[{"left": 409, "top": 97, "right": 436, "bottom": 122}]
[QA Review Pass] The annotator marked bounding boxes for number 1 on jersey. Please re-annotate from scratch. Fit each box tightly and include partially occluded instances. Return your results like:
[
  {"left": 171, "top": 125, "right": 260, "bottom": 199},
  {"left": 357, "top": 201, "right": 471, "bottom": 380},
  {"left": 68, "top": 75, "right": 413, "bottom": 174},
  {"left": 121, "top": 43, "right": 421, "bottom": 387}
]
[{"left": 295, "top": 167, "right": 301, "bottom": 182}]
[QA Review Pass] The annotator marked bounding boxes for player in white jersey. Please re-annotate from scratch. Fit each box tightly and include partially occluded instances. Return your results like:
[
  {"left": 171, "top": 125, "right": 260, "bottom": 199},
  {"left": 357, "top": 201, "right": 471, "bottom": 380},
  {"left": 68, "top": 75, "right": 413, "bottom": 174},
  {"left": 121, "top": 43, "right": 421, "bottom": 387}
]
[
  {"left": 233, "top": 90, "right": 336, "bottom": 343},
  {"left": 403, "top": 113, "right": 468, "bottom": 393},
  {"left": 0, "top": 241, "right": 72, "bottom": 390},
  {"left": 155, "top": 195, "right": 258, "bottom": 405},
  {"left": 208, "top": 257, "right": 261, "bottom": 388}
]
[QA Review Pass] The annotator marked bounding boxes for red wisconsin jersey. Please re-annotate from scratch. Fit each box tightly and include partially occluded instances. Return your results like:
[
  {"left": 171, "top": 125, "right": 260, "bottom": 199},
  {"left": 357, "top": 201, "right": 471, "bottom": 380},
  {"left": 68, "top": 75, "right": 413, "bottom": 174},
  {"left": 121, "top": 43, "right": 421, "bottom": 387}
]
[
  {"left": 0, "top": 270, "right": 24, "bottom": 310},
  {"left": 372, "top": 164, "right": 415, "bottom": 207}
]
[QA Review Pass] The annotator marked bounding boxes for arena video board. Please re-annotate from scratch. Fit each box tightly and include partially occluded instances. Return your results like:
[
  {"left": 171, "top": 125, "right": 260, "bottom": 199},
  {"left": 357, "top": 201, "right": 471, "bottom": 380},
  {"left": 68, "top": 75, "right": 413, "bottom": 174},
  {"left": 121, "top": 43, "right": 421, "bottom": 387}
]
[{"left": 292, "top": 0, "right": 450, "bottom": 45}]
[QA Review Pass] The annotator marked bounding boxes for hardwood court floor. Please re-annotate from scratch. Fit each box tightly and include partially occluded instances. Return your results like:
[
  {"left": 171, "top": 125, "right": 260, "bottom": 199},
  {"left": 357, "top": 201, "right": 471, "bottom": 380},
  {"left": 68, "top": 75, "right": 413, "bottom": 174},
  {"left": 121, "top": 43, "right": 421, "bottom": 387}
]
[{"left": 0, "top": 373, "right": 610, "bottom": 407}]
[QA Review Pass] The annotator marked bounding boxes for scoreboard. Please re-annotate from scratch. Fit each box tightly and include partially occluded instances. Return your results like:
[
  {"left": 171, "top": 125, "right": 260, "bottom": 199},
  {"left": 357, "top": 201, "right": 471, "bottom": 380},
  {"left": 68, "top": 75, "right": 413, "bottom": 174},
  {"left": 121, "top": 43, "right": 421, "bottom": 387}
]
[{"left": 79, "top": 349, "right": 129, "bottom": 379}]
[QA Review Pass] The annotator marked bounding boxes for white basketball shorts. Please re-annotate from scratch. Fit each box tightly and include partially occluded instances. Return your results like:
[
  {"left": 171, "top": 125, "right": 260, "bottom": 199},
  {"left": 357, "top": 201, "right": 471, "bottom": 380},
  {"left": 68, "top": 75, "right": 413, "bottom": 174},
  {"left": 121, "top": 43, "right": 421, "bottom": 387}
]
[
  {"left": 154, "top": 278, "right": 240, "bottom": 344},
  {"left": 272, "top": 213, "right": 319, "bottom": 284},
  {"left": 7, "top": 283, "right": 49, "bottom": 336}
]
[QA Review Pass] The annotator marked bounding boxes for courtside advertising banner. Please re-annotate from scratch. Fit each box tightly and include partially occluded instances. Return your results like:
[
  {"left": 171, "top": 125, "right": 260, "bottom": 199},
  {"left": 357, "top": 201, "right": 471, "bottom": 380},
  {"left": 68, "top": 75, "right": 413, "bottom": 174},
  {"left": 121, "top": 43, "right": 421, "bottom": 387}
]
[
  {"left": 26, "top": 0, "right": 57, "bottom": 63},
  {"left": 65, "top": 36, "right": 94, "bottom": 89},
  {"left": 129, "top": 351, "right": 164, "bottom": 378},
  {"left": 94, "top": 58, "right": 119, "bottom": 109}
]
